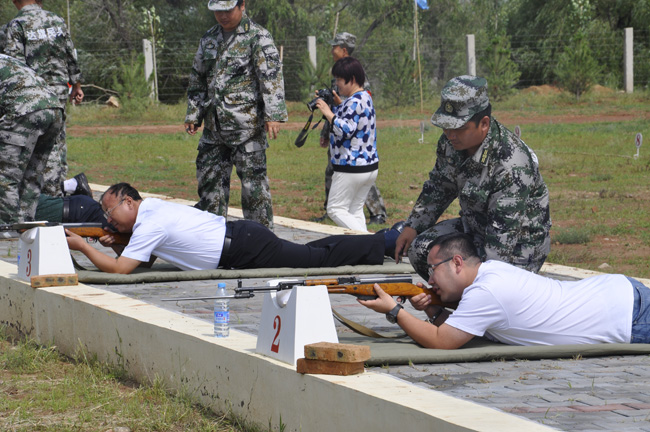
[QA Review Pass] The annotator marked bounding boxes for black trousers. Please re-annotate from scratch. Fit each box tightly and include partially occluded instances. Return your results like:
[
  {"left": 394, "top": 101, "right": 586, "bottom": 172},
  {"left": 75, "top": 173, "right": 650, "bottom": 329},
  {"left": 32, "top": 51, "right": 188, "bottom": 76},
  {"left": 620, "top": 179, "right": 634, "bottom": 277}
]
[{"left": 223, "top": 220, "right": 385, "bottom": 269}]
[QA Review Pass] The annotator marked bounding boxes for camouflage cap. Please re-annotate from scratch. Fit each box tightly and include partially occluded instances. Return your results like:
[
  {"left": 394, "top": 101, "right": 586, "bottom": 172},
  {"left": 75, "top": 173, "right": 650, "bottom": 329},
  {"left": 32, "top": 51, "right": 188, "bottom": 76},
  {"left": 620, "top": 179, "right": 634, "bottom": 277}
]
[
  {"left": 430, "top": 75, "right": 490, "bottom": 129},
  {"left": 208, "top": 0, "right": 238, "bottom": 11},
  {"left": 329, "top": 32, "right": 356, "bottom": 50}
]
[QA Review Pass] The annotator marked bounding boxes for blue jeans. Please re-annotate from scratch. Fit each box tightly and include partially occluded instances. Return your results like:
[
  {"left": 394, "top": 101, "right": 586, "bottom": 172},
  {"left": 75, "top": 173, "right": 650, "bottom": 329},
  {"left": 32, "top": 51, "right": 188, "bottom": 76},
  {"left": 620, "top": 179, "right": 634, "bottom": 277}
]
[{"left": 629, "top": 277, "right": 650, "bottom": 343}]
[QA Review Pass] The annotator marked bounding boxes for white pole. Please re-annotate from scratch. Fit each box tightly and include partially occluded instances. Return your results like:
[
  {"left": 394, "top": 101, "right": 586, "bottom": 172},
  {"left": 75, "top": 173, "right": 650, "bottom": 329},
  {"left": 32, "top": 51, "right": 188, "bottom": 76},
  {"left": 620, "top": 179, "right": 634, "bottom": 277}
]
[
  {"left": 142, "top": 39, "right": 156, "bottom": 101},
  {"left": 308, "top": 36, "right": 317, "bottom": 69},
  {"left": 466, "top": 34, "right": 476, "bottom": 76},
  {"left": 624, "top": 27, "right": 633, "bottom": 94}
]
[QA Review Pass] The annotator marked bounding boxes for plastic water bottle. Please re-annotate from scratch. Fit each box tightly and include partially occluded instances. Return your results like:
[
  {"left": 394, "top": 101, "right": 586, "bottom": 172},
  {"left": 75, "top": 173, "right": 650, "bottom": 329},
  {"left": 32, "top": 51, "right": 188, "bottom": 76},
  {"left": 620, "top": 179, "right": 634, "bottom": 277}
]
[{"left": 214, "top": 282, "right": 230, "bottom": 338}]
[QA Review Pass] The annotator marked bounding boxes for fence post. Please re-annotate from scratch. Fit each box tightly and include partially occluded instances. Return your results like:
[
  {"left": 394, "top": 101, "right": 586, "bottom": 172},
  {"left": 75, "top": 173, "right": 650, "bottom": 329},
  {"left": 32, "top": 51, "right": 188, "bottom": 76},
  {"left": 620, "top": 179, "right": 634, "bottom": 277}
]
[
  {"left": 466, "top": 34, "right": 476, "bottom": 76},
  {"left": 624, "top": 27, "right": 633, "bottom": 93},
  {"left": 142, "top": 39, "right": 157, "bottom": 101},
  {"left": 308, "top": 36, "right": 317, "bottom": 69}
]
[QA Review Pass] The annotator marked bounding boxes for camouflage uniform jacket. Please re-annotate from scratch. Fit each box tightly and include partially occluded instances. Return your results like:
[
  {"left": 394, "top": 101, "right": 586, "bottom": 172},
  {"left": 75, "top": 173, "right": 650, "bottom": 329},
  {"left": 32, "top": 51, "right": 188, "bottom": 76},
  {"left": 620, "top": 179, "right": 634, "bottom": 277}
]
[
  {"left": 0, "top": 54, "right": 60, "bottom": 122},
  {"left": 4, "top": 4, "right": 81, "bottom": 101},
  {"left": 185, "top": 13, "right": 287, "bottom": 148},
  {"left": 405, "top": 118, "right": 551, "bottom": 261}
]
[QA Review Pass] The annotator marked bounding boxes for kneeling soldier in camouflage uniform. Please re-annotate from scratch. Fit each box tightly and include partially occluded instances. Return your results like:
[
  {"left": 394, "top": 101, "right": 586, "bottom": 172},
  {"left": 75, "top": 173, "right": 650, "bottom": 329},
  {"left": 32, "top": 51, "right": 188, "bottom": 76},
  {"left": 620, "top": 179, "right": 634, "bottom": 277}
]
[
  {"left": 184, "top": 0, "right": 287, "bottom": 229},
  {"left": 394, "top": 76, "right": 551, "bottom": 279},
  {"left": 0, "top": 54, "right": 63, "bottom": 224}
]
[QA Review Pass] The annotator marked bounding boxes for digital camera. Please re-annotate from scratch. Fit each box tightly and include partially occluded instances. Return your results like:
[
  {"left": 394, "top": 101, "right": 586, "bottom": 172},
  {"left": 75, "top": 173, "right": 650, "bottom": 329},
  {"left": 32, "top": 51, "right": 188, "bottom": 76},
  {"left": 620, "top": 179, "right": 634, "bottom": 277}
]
[{"left": 306, "top": 88, "right": 334, "bottom": 112}]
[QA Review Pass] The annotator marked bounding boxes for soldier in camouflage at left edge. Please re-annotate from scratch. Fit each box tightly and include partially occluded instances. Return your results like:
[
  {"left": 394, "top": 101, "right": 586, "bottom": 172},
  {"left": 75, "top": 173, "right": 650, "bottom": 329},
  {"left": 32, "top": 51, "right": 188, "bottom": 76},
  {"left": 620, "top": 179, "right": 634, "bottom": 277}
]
[
  {"left": 394, "top": 75, "right": 551, "bottom": 281},
  {"left": 0, "top": 54, "right": 63, "bottom": 225},
  {"left": 185, "top": 0, "right": 287, "bottom": 229},
  {"left": 5, "top": 0, "right": 84, "bottom": 197}
]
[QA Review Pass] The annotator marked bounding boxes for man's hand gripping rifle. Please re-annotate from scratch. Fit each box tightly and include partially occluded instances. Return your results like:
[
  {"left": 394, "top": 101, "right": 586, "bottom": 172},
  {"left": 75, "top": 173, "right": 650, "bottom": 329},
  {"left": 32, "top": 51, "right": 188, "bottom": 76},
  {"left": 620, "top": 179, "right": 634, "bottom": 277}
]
[
  {"left": 162, "top": 275, "right": 458, "bottom": 309},
  {"left": 0, "top": 222, "right": 130, "bottom": 245}
]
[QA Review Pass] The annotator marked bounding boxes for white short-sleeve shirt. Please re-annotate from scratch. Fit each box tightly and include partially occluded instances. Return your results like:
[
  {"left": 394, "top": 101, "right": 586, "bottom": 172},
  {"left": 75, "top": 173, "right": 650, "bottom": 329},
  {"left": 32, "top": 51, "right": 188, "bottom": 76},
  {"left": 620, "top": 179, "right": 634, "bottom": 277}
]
[
  {"left": 445, "top": 261, "right": 634, "bottom": 345},
  {"left": 120, "top": 198, "right": 226, "bottom": 271}
]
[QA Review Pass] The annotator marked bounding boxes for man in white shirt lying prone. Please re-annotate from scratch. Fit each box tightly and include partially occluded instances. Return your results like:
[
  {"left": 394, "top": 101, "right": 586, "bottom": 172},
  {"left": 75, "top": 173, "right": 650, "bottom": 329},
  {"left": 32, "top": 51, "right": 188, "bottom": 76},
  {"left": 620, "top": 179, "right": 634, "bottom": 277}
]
[
  {"left": 65, "top": 183, "right": 403, "bottom": 274},
  {"left": 359, "top": 232, "right": 650, "bottom": 348}
]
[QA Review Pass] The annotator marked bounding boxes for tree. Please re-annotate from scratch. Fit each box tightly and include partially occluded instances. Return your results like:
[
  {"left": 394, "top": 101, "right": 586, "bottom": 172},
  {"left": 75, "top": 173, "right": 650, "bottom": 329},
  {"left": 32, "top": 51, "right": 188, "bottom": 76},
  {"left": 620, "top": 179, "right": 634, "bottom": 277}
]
[{"left": 555, "top": 33, "right": 601, "bottom": 100}]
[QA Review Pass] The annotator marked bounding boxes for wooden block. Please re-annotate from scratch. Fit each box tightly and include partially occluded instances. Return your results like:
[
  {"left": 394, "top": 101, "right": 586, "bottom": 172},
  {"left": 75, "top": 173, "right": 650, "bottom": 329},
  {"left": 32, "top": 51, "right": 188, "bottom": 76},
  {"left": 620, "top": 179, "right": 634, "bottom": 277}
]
[
  {"left": 31, "top": 273, "right": 78, "bottom": 288},
  {"left": 296, "top": 358, "right": 365, "bottom": 376},
  {"left": 304, "top": 342, "right": 371, "bottom": 363}
]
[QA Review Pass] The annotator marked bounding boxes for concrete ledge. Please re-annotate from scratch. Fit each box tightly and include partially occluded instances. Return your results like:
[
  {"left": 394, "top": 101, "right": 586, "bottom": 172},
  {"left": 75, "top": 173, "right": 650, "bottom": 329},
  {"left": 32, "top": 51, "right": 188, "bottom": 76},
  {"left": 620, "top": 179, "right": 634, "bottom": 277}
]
[{"left": 0, "top": 259, "right": 552, "bottom": 432}]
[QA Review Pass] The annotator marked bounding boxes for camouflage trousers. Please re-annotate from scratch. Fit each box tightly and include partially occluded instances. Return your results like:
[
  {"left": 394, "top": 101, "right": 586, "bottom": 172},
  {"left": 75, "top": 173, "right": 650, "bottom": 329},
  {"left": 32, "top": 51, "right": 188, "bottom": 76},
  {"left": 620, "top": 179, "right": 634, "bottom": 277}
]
[
  {"left": 323, "top": 148, "right": 386, "bottom": 218},
  {"left": 407, "top": 217, "right": 549, "bottom": 281},
  {"left": 196, "top": 141, "right": 273, "bottom": 229},
  {"left": 41, "top": 97, "right": 69, "bottom": 197},
  {"left": 0, "top": 108, "right": 64, "bottom": 224}
]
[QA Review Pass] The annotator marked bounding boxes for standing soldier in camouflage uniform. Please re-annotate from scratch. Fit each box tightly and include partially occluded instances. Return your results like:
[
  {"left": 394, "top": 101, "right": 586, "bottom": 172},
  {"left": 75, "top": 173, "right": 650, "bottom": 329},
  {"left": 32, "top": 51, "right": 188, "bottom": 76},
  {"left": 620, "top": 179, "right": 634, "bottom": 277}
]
[
  {"left": 394, "top": 76, "right": 551, "bottom": 280},
  {"left": 314, "top": 32, "right": 388, "bottom": 225},
  {"left": 5, "top": 0, "right": 84, "bottom": 197},
  {"left": 185, "top": 0, "right": 287, "bottom": 229},
  {"left": 0, "top": 54, "right": 64, "bottom": 225}
]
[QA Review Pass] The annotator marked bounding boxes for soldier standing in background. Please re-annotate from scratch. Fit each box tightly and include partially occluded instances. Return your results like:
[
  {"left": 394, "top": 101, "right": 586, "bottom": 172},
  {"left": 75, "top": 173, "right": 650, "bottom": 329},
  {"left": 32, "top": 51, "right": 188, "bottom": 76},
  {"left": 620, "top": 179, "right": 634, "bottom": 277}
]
[
  {"left": 313, "top": 32, "right": 388, "bottom": 226},
  {"left": 0, "top": 54, "right": 63, "bottom": 226},
  {"left": 394, "top": 76, "right": 551, "bottom": 280},
  {"left": 185, "top": 0, "right": 287, "bottom": 229},
  {"left": 5, "top": 0, "right": 84, "bottom": 197}
]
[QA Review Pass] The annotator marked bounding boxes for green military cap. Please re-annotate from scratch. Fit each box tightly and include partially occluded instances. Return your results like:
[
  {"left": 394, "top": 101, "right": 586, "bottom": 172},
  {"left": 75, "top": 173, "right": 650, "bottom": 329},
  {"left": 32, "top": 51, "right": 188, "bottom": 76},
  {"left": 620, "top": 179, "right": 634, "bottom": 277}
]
[
  {"left": 431, "top": 75, "right": 489, "bottom": 129},
  {"left": 329, "top": 32, "right": 356, "bottom": 51},
  {"left": 208, "top": 0, "right": 238, "bottom": 11}
]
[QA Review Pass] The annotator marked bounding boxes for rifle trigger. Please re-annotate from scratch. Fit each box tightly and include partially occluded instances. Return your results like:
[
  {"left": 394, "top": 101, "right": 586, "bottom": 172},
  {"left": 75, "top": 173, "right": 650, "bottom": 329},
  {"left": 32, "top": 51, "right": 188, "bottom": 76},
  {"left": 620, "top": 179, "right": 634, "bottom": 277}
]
[{"left": 396, "top": 296, "right": 406, "bottom": 304}]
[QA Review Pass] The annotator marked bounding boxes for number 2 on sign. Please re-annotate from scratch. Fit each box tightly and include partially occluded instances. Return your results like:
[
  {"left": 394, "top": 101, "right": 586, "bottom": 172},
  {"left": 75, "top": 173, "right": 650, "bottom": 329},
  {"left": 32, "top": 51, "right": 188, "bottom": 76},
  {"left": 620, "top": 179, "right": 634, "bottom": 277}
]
[{"left": 270, "top": 315, "right": 281, "bottom": 353}]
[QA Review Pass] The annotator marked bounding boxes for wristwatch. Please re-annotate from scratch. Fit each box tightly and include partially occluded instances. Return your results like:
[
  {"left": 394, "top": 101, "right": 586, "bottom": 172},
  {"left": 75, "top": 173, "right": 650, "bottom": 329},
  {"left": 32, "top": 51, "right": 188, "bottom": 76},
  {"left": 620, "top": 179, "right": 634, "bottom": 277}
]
[{"left": 386, "top": 303, "right": 403, "bottom": 324}]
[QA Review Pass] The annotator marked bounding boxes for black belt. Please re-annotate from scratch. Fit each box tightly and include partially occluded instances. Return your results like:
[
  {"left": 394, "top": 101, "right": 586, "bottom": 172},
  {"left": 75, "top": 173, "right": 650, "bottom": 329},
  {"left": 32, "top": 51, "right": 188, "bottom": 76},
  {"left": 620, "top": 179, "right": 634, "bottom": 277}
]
[{"left": 220, "top": 221, "right": 234, "bottom": 268}]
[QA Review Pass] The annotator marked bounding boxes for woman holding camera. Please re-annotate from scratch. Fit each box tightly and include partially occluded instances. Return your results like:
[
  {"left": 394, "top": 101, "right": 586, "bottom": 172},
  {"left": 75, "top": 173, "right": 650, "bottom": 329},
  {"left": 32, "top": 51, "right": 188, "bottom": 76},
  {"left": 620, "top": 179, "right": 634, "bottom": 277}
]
[{"left": 314, "top": 56, "right": 378, "bottom": 232}]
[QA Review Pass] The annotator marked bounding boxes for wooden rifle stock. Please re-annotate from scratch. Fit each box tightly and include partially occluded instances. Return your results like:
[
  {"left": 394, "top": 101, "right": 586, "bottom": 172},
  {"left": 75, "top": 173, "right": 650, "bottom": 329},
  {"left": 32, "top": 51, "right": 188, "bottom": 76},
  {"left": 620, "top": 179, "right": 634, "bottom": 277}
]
[
  {"left": 299, "top": 278, "right": 457, "bottom": 309},
  {"left": 65, "top": 226, "right": 131, "bottom": 246},
  {"left": 324, "top": 282, "right": 457, "bottom": 309}
]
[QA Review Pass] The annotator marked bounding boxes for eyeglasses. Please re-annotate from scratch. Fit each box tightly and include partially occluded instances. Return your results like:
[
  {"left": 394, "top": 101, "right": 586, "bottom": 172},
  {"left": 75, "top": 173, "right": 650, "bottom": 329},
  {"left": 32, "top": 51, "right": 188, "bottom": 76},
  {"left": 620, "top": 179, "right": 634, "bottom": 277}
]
[
  {"left": 103, "top": 198, "right": 125, "bottom": 220},
  {"left": 427, "top": 256, "right": 456, "bottom": 278}
]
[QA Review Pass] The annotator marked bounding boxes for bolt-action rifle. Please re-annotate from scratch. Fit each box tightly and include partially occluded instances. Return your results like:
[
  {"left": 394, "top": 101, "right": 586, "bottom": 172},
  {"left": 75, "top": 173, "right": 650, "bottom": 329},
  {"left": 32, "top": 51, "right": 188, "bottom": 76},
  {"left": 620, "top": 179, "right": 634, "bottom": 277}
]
[
  {"left": 162, "top": 275, "right": 458, "bottom": 309},
  {"left": 0, "top": 222, "right": 131, "bottom": 245}
]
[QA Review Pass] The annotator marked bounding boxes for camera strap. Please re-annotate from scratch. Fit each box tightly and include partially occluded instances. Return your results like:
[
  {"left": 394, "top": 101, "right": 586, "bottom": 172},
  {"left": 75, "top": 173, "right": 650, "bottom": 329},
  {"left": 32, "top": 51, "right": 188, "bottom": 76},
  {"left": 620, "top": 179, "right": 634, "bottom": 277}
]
[{"left": 294, "top": 112, "right": 325, "bottom": 148}]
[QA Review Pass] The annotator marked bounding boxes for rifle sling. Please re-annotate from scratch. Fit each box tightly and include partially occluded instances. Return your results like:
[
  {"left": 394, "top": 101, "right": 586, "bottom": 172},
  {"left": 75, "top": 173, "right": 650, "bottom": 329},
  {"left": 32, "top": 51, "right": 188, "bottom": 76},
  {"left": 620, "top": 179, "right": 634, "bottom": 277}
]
[{"left": 331, "top": 308, "right": 408, "bottom": 339}]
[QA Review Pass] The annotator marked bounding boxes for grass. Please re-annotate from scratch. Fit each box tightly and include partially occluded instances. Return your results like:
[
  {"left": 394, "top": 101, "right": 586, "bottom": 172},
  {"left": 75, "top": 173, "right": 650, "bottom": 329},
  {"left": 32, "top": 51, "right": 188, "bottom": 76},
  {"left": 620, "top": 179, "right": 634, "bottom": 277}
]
[
  {"left": 65, "top": 88, "right": 650, "bottom": 278},
  {"left": 0, "top": 328, "right": 253, "bottom": 432}
]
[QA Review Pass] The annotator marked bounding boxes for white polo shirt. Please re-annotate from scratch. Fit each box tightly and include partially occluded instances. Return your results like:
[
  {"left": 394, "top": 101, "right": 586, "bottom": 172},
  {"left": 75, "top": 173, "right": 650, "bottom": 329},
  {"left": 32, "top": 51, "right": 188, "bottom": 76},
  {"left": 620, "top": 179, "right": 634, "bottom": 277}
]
[
  {"left": 121, "top": 198, "right": 226, "bottom": 271},
  {"left": 445, "top": 260, "right": 634, "bottom": 345}
]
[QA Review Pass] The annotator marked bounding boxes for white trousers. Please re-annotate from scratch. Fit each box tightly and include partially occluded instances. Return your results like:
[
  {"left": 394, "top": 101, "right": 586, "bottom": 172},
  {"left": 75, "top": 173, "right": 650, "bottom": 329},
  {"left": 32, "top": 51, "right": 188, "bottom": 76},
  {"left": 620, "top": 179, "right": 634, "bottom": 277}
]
[{"left": 327, "top": 170, "right": 378, "bottom": 232}]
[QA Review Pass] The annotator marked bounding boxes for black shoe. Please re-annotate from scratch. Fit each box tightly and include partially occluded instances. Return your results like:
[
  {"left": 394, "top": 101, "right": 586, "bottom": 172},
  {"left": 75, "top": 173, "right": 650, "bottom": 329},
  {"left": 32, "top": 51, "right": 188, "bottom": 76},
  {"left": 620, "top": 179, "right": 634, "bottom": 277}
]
[
  {"left": 368, "top": 215, "right": 386, "bottom": 225},
  {"left": 310, "top": 213, "right": 329, "bottom": 223},
  {"left": 72, "top": 173, "right": 92, "bottom": 197},
  {"left": 390, "top": 220, "right": 406, "bottom": 233}
]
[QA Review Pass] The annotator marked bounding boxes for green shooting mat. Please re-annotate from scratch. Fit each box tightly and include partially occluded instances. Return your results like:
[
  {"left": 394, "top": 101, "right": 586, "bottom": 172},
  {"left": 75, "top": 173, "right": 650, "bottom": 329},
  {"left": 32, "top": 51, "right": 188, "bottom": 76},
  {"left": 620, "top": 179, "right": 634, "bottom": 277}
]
[
  {"left": 75, "top": 259, "right": 416, "bottom": 284},
  {"left": 337, "top": 334, "right": 650, "bottom": 366}
]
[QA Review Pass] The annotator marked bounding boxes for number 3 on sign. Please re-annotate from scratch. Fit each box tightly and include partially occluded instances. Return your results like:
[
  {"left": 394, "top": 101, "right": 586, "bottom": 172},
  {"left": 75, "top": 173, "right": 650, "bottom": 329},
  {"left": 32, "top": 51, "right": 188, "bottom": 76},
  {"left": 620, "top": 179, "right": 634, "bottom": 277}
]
[{"left": 270, "top": 315, "right": 281, "bottom": 353}]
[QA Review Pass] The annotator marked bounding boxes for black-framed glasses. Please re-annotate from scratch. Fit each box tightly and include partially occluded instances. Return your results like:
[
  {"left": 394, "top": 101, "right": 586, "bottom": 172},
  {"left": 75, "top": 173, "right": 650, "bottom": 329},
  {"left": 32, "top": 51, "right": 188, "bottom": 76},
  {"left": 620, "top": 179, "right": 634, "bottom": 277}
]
[
  {"left": 103, "top": 198, "right": 125, "bottom": 220},
  {"left": 427, "top": 256, "right": 455, "bottom": 278}
]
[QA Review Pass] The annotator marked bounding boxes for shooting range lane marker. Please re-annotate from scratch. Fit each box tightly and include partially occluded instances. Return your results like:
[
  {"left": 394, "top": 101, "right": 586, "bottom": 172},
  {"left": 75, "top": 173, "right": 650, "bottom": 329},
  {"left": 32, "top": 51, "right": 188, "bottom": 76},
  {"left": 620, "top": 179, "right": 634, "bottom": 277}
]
[{"left": 635, "top": 132, "right": 642, "bottom": 159}]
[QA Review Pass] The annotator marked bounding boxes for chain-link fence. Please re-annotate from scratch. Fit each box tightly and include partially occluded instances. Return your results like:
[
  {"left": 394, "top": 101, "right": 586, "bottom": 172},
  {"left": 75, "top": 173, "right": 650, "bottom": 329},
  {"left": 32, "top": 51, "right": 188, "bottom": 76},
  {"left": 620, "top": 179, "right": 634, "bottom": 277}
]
[{"left": 74, "top": 28, "right": 650, "bottom": 105}]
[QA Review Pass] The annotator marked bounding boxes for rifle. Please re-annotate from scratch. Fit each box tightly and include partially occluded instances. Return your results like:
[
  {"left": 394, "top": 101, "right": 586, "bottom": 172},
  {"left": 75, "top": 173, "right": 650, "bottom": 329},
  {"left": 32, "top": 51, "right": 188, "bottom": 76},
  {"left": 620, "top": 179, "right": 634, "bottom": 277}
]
[
  {"left": 0, "top": 222, "right": 131, "bottom": 246},
  {"left": 162, "top": 275, "right": 458, "bottom": 309}
]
